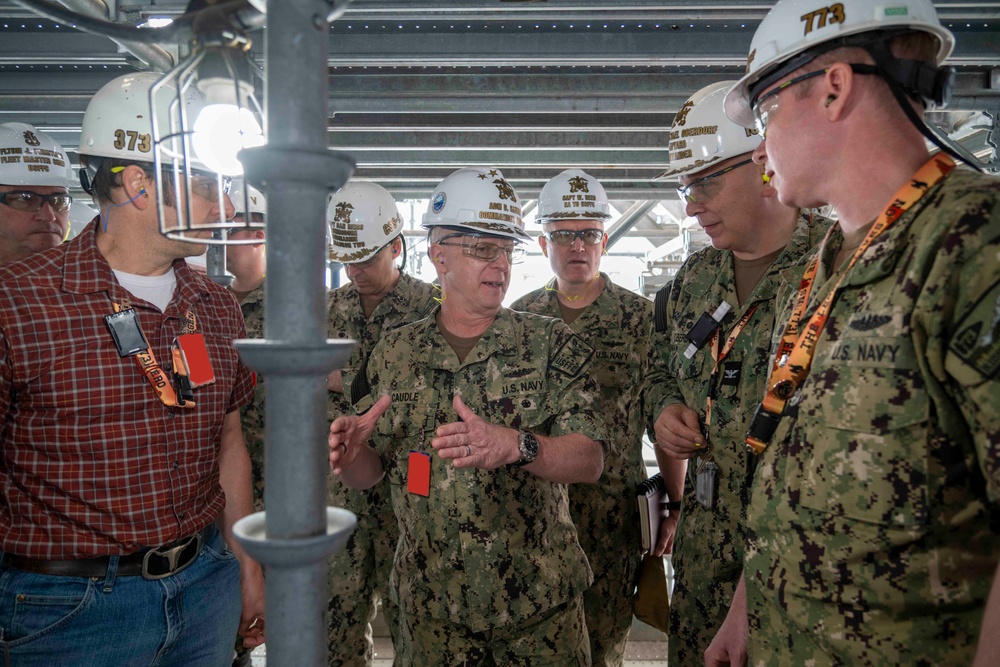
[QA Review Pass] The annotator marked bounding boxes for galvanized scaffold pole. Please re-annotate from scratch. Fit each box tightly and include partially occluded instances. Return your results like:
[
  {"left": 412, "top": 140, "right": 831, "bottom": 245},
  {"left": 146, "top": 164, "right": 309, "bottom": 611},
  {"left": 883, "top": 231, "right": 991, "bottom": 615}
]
[{"left": 233, "top": 1, "right": 357, "bottom": 666}]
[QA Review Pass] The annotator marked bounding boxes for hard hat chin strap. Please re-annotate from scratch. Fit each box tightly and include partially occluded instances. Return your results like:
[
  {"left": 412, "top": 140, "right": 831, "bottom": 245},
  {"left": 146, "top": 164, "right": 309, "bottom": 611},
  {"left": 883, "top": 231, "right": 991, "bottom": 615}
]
[{"left": 862, "top": 41, "right": 993, "bottom": 172}]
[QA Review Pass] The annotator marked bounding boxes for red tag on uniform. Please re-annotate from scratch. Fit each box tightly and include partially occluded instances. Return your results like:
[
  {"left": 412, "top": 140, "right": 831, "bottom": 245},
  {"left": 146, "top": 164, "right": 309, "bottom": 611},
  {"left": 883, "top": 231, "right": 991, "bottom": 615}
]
[
  {"left": 176, "top": 333, "right": 215, "bottom": 387},
  {"left": 407, "top": 451, "right": 431, "bottom": 497}
]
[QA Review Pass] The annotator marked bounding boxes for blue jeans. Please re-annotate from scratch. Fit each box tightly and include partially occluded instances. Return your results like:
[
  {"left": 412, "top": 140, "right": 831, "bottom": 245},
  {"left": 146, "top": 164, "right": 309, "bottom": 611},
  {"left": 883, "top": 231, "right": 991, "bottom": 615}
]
[{"left": 0, "top": 525, "right": 241, "bottom": 667}]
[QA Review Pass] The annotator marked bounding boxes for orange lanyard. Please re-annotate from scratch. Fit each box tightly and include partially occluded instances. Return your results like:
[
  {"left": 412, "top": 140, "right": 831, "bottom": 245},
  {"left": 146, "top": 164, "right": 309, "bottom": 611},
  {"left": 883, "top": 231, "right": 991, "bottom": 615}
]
[
  {"left": 704, "top": 304, "right": 757, "bottom": 429},
  {"left": 112, "top": 301, "right": 198, "bottom": 409},
  {"left": 745, "top": 155, "right": 955, "bottom": 454}
]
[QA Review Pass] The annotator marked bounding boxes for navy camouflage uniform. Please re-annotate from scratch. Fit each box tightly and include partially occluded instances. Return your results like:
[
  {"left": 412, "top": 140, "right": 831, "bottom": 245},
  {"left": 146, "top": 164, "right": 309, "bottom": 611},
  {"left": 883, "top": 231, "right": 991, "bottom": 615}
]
[
  {"left": 326, "top": 273, "right": 437, "bottom": 666},
  {"left": 745, "top": 166, "right": 1000, "bottom": 665},
  {"left": 357, "top": 307, "right": 607, "bottom": 666},
  {"left": 512, "top": 274, "right": 650, "bottom": 666},
  {"left": 646, "top": 213, "right": 830, "bottom": 665}
]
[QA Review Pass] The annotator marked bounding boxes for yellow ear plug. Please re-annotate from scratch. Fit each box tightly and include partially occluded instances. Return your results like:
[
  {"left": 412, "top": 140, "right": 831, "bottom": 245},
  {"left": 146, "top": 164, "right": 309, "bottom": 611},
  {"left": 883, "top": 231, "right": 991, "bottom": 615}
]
[{"left": 762, "top": 173, "right": 771, "bottom": 184}]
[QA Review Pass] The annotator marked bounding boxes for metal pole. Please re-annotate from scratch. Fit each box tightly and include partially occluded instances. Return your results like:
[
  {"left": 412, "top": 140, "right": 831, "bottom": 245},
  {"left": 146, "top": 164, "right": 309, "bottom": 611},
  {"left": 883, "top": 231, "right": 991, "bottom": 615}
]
[{"left": 233, "top": 1, "right": 357, "bottom": 666}]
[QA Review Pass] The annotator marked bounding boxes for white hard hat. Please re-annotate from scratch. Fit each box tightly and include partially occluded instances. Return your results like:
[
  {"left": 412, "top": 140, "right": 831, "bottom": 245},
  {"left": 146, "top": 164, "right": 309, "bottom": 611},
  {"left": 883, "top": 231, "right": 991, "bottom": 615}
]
[
  {"left": 0, "top": 122, "right": 75, "bottom": 188},
  {"left": 229, "top": 179, "right": 266, "bottom": 218},
  {"left": 79, "top": 72, "right": 209, "bottom": 169},
  {"left": 535, "top": 169, "right": 612, "bottom": 225},
  {"left": 653, "top": 81, "right": 761, "bottom": 181},
  {"left": 422, "top": 167, "right": 530, "bottom": 242},
  {"left": 328, "top": 180, "right": 404, "bottom": 264},
  {"left": 724, "top": 0, "right": 954, "bottom": 127}
]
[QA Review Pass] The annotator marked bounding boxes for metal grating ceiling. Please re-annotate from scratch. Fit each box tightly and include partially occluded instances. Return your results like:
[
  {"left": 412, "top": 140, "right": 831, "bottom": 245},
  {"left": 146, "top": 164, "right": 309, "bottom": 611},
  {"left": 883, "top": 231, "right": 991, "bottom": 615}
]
[{"left": 0, "top": 0, "right": 997, "bottom": 288}]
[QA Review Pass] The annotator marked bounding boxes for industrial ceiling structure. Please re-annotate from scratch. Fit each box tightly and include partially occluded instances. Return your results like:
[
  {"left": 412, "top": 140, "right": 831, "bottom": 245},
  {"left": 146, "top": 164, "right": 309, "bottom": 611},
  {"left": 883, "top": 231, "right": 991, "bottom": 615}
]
[{"left": 0, "top": 0, "right": 998, "bottom": 292}]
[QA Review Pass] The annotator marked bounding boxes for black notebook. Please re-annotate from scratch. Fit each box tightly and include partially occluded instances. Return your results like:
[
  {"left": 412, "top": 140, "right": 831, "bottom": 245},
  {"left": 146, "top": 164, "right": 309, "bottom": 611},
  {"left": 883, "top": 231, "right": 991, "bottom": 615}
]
[{"left": 636, "top": 473, "right": 666, "bottom": 553}]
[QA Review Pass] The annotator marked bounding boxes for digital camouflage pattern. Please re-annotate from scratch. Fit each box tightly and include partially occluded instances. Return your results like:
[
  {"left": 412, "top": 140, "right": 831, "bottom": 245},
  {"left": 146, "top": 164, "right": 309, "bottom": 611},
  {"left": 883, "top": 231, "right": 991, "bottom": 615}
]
[
  {"left": 324, "top": 272, "right": 437, "bottom": 666},
  {"left": 512, "top": 275, "right": 650, "bottom": 666},
  {"left": 746, "top": 167, "right": 1000, "bottom": 666},
  {"left": 239, "top": 285, "right": 265, "bottom": 511},
  {"left": 645, "top": 213, "right": 831, "bottom": 665},
  {"left": 396, "top": 595, "right": 590, "bottom": 667},
  {"left": 358, "top": 307, "right": 607, "bottom": 662}
]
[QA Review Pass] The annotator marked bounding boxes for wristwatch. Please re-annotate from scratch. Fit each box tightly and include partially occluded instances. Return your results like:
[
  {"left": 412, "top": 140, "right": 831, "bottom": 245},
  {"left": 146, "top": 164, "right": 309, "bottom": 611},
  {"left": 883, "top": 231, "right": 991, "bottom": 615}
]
[{"left": 511, "top": 430, "right": 539, "bottom": 467}]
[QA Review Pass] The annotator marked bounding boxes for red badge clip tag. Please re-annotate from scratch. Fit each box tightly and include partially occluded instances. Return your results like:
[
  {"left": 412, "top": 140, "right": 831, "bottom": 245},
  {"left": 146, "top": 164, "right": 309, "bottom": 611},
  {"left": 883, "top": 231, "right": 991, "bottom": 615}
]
[
  {"left": 176, "top": 333, "right": 215, "bottom": 388},
  {"left": 407, "top": 451, "right": 431, "bottom": 497}
]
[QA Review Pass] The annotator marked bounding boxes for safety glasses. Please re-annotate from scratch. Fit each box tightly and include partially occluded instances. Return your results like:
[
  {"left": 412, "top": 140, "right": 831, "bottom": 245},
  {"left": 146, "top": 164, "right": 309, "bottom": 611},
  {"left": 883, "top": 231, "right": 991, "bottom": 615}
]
[
  {"left": 676, "top": 159, "right": 754, "bottom": 205},
  {"left": 188, "top": 175, "right": 232, "bottom": 203},
  {"left": 545, "top": 229, "right": 605, "bottom": 246},
  {"left": 0, "top": 190, "right": 72, "bottom": 213},
  {"left": 437, "top": 234, "right": 525, "bottom": 264},
  {"left": 751, "top": 69, "right": 828, "bottom": 138}
]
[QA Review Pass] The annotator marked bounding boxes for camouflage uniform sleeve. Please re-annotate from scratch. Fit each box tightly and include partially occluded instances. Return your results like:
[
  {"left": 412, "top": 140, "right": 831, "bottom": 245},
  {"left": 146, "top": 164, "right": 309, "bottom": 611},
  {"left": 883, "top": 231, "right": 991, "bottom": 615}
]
[
  {"left": 644, "top": 278, "right": 686, "bottom": 432},
  {"left": 942, "top": 236, "right": 1000, "bottom": 502},
  {"left": 543, "top": 320, "right": 608, "bottom": 444}
]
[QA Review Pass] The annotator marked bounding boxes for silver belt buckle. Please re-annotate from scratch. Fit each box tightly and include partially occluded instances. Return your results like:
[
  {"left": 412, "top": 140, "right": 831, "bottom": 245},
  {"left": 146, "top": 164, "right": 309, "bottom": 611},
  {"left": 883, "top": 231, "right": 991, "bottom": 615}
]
[{"left": 141, "top": 532, "right": 202, "bottom": 580}]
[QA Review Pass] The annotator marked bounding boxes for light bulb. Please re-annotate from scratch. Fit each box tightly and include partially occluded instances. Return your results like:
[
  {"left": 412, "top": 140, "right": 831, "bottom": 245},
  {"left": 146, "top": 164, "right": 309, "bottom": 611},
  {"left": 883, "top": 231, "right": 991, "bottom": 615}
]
[{"left": 192, "top": 104, "right": 264, "bottom": 176}]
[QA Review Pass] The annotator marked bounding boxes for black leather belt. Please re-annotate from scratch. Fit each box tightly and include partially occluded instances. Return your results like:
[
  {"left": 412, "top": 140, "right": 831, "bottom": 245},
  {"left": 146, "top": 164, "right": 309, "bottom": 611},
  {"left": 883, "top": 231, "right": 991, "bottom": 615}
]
[{"left": 3, "top": 525, "right": 213, "bottom": 580}]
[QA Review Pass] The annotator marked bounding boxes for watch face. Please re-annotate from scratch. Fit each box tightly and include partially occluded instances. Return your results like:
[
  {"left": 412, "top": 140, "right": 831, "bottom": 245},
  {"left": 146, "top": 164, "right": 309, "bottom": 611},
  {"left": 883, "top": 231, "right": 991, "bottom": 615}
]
[{"left": 520, "top": 431, "right": 539, "bottom": 462}]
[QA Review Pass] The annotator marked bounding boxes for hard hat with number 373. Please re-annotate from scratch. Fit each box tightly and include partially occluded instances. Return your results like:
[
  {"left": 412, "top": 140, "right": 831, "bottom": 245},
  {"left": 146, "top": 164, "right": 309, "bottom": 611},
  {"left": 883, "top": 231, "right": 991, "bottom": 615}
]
[{"left": 78, "top": 72, "right": 209, "bottom": 169}]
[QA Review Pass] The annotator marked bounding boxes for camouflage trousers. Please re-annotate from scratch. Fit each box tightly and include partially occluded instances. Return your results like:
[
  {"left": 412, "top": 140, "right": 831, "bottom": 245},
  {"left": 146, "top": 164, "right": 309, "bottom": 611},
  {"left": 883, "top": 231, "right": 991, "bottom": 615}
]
[
  {"left": 394, "top": 595, "right": 591, "bottom": 667},
  {"left": 327, "top": 481, "right": 400, "bottom": 667},
  {"left": 571, "top": 487, "right": 643, "bottom": 667},
  {"left": 667, "top": 536, "right": 741, "bottom": 666}
]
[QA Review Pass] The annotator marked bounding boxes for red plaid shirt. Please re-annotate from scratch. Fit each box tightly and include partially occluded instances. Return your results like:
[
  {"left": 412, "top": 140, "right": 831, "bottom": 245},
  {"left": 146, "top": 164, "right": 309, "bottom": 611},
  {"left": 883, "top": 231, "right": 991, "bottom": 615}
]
[{"left": 0, "top": 221, "right": 254, "bottom": 559}]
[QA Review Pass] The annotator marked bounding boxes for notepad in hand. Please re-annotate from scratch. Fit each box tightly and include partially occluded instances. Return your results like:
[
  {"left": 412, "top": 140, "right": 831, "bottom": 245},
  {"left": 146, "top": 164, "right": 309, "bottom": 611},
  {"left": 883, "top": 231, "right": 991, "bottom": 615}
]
[{"left": 636, "top": 473, "right": 667, "bottom": 553}]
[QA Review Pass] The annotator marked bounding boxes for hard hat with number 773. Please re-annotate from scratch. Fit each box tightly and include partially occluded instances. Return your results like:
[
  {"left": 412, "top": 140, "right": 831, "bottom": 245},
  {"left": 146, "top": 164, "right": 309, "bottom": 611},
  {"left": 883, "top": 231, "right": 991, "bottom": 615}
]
[
  {"left": 724, "top": 0, "right": 954, "bottom": 127},
  {"left": 0, "top": 122, "right": 75, "bottom": 188},
  {"left": 653, "top": 81, "right": 761, "bottom": 181},
  {"left": 328, "top": 180, "right": 404, "bottom": 264}
]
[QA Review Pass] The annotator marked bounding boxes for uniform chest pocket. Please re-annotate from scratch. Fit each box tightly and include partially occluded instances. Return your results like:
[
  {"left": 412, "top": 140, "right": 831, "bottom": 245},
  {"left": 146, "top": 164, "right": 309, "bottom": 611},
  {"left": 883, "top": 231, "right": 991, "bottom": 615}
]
[
  {"left": 672, "top": 339, "right": 708, "bottom": 381},
  {"left": 591, "top": 340, "right": 640, "bottom": 388},
  {"left": 376, "top": 396, "right": 438, "bottom": 485},
  {"left": 483, "top": 380, "right": 548, "bottom": 431},
  {"left": 796, "top": 360, "right": 930, "bottom": 529}
]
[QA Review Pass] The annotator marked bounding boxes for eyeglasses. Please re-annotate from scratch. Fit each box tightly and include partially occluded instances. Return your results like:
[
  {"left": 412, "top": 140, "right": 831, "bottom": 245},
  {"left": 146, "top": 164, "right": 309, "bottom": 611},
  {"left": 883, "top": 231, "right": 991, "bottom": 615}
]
[
  {"left": 751, "top": 64, "right": 877, "bottom": 138},
  {"left": 0, "top": 190, "right": 72, "bottom": 213},
  {"left": 436, "top": 234, "right": 525, "bottom": 264},
  {"left": 677, "top": 159, "right": 754, "bottom": 205},
  {"left": 546, "top": 229, "right": 605, "bottom": 246},
  {"left": 751, "top": 69, "right": 828, "bottom": 138},
  {"left": 188, "top": 175, "right": 232, "bottom": 203}
]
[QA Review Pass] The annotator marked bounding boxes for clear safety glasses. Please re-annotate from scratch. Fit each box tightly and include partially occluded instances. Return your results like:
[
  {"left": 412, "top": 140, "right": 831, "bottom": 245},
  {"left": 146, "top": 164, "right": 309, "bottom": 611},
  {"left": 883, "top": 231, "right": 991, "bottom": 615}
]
[
  {"left": 437, "top": 233, "right": 525, "bottom": 264},
  {"left": 676, "top": 159, "right": 754, "bottom": 205}
]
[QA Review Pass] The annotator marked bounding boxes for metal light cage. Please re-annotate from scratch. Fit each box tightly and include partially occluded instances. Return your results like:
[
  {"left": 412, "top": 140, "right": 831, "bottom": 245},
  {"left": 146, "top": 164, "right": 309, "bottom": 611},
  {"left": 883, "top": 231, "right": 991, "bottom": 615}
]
[{"left": 150, "top": 32, "right": 265, "bottom": 245}]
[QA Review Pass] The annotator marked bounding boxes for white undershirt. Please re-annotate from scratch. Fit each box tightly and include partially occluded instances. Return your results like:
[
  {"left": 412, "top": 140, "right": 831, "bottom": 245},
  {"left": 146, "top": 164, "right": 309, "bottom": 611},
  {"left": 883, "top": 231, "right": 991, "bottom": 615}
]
[{"left": 113, "top": 268, "right": 177, "bottom": 312}]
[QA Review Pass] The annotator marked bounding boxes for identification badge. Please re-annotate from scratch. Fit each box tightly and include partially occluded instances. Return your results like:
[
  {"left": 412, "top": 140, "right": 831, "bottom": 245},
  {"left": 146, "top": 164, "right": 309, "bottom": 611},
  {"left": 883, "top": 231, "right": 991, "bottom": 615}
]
[
  {"left": 407, "top": 450, "right": 431, "bottom": 497},
  {"left": 695, "top": 460, "right": 718, "bottom": 509},
  {"left": 176, "top": 333, "right": 215, "bottom": 387},
  {"left": 105, "top": 308, "right": 149, "bottom": 357}
]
